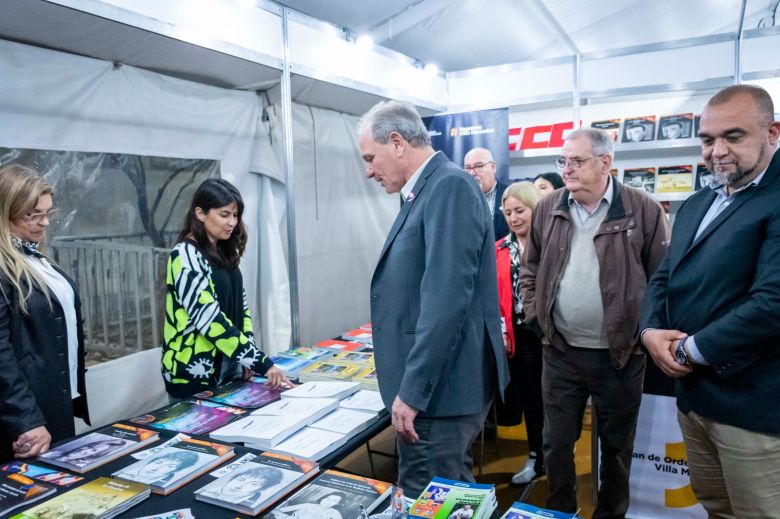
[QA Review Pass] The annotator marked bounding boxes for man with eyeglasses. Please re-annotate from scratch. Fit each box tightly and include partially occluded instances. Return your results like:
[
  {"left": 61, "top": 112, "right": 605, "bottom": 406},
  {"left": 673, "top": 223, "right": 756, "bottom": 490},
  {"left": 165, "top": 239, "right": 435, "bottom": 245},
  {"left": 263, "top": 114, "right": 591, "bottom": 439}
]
[
  {"left": 463, "top": 148, "right": 509, "bottom": 239},
  {"left": 520, "top": 127, "right": 669, "bottom": 517}
]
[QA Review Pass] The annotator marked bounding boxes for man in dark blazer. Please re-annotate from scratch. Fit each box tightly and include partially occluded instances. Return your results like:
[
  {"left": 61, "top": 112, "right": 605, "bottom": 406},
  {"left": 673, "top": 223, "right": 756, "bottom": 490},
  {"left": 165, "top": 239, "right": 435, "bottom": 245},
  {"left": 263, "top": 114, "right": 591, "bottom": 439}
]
[
  {"left": 358, "top": 101, "right": 509, "bottom": 498},
  {"left": 641, "top": 84, "right": 780, "bottom": 517},
  {"left": 464, "top": 147, "right": 509, "bottom": 239}
]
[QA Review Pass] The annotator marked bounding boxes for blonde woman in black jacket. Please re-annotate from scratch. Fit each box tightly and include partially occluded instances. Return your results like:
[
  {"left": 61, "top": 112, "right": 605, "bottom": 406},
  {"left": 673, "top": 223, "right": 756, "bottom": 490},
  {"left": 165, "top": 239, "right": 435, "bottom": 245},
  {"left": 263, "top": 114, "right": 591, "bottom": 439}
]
[{"left": 0, "top": 164, "right": 89, "bottom": 462}]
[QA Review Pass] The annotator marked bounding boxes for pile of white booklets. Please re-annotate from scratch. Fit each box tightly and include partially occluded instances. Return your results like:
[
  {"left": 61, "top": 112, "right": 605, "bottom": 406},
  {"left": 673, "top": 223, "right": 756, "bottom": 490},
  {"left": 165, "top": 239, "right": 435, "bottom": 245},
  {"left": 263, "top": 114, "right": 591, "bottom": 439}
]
[
  {"left": 210, "top": 397, "right": 337, "bottom": 449},
  {"left": 210, "top": 382, "right": 384, "bottom": 461}
]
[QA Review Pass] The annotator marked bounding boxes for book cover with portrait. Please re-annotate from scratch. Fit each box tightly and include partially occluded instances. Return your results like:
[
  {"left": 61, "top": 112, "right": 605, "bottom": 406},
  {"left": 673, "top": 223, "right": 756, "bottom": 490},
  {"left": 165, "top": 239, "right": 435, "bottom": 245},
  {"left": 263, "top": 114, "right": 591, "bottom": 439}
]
[
  {"left": 695, "top": 163, "right": 713, "bottom": 190},
  {"left": 657, "top": 113, "right": 693, "bottom": 140},
  {"left": 113, "top": 437, "right": 234, "bottom": 495},
  {"left": 590, "top": 119, "right": 621, "bottom": 142},
  {"left": 38, "top": 424, "right": 158, "bottom": 473},
  {"left": 266, "top": 469, "right": 391, "bottom": 519},
  {"left": 195, "top": 452, "right": 318, "bottom": 516},
  {"left": 621, "top": 116, "right": 656, "bottom": 143},
  {"left": 656, "top": 165, "right": 693, "bottom": 193},
  {"left": 622, "top": 167, "right": 656, "bottom": 193}
]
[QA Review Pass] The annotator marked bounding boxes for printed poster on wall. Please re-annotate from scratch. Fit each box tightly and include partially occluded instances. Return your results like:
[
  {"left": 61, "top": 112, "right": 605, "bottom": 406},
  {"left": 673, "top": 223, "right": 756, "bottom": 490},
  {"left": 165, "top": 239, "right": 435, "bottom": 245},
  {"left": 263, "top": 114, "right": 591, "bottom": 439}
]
[
  {"left": 423, "top": 108, "right": 509, "bottom": 185},
  {"left": 627, "top": 363, "right": 706, "bottom": 518}
]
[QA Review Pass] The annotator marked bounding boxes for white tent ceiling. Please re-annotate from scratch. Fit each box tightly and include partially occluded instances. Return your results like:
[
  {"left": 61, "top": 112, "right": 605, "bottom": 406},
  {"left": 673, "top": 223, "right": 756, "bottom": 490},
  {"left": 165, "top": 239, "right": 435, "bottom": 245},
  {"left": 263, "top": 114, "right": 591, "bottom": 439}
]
[
  {"left": 278, "top": 0, "right": 779, "bottom": 71},
  {"left": 0, "top": 0, "right": 778, "bottom": 115}
]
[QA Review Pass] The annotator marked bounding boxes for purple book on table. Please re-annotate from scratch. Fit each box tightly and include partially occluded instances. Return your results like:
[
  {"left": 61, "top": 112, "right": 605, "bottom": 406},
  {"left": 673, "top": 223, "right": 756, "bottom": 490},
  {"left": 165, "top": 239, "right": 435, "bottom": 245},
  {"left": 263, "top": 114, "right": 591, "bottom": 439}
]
[
  {"left": 130, "top": 400, "right": 241, "bottom": 435},
  {"left": 194, "top": 379, "right": 283, "bottom": 409}
]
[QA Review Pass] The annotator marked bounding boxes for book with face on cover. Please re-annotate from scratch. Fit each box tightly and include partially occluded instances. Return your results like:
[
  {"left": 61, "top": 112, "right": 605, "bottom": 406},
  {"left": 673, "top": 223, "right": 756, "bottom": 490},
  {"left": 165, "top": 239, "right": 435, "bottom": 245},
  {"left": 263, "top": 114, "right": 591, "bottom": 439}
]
[
  {"left": 38, "top": 424, "right": 158, "bottom": 473},
  {"left": 113, "top": 437, "right": 235, "bottom": 495},
  {"left": 129, "top": 399, "right": 244, "bottom": 435},
  {"left": 10, "top": 476, "right": 150, "bottom": 519},
  {"left": 408, "top": 477, "right": 496, "bottom": 519},
  {"left": 621, "top": 116, "right": 656, "bottom": 143},
  {"left": 265, "top": 469, "right": 391, "bottom": 519},
  {"left": 195, "top": 452, "right": 318, "bottom": 516},
  {"left": 0, "top": 473, "right": 56, "bottom": 517},
  {"left": 193, "top": 379, "right": 284, "bottom": 409}
]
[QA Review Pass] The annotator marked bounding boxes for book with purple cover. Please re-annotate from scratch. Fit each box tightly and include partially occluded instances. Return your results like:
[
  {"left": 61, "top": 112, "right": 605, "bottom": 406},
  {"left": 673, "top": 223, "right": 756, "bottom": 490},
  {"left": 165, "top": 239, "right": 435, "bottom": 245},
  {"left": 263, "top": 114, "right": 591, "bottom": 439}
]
[
  {"left": 130, "top": 400, "right": 243, "bottom": 435},
  {"left": 194, "top": 380, "right": 283, "bottom": 409}
]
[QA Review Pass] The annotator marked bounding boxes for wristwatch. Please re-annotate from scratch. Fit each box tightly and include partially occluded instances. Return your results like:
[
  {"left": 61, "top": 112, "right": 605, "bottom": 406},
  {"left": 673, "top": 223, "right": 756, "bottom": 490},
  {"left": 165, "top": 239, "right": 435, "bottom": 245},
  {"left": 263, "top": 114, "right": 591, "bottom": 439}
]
[{"left": 674, "top": 338, "right": 691, "bottom": 366}]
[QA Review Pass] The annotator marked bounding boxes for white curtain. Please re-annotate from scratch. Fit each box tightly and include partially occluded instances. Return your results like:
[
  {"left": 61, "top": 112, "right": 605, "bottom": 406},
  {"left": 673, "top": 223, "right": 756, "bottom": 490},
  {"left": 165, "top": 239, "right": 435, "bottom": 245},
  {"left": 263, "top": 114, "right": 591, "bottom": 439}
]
[
  {"left": 0, "top": 39, "right": 290, "bottom": 426},
  {"left": 267, "top": 103, "right": 397, "bottom": 347}
]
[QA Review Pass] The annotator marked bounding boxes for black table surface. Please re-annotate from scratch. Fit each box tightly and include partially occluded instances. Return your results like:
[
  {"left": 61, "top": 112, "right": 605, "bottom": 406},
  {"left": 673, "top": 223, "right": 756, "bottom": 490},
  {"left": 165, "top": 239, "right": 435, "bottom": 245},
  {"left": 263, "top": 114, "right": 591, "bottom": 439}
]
[{"left": 2, "top": 403, "right": 391, "bottom": 519}]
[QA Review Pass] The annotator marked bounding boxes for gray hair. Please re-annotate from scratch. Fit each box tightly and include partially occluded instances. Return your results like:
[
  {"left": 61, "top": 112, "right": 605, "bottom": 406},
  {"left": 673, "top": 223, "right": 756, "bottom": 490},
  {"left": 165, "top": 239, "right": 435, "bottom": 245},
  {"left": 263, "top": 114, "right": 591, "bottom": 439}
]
[
  {"left": 565, "top": 128, "right": 614, "bottom": 159},
  {"left": 358, "top": 100, "right": 431, "bottom": 148}
]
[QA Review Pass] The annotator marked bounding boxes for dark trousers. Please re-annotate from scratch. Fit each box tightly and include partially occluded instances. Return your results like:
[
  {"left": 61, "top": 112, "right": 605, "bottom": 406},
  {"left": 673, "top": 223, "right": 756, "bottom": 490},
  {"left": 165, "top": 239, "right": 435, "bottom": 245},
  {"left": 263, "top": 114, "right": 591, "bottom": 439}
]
[
  {"left": 542, "top": 346, "right": 645, "bottom": 519},
  {"left": 397, "top": 403, "right": 490, "bottom": 499},
  {"left": 496, "top": 323, "right": 544, "bottom": 471}
]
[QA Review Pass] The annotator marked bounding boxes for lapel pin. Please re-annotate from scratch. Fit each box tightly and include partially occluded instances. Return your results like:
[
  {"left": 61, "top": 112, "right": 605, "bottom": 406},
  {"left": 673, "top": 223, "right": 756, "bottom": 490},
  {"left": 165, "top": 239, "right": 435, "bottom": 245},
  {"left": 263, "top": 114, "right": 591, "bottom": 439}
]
[{"left": 406, "top": 192, "right": 415, "bottom": 203}]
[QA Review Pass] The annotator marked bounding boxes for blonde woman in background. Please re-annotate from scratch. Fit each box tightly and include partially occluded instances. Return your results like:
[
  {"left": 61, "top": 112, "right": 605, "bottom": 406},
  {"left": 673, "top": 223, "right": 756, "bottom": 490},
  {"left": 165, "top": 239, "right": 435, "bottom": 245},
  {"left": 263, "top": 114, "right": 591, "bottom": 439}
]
[
  {"left": 494, "top": 181, "right": 544, "bottom": 485},
  {"left": 0, "top": 164, "right": 90, "bottom": 462}
]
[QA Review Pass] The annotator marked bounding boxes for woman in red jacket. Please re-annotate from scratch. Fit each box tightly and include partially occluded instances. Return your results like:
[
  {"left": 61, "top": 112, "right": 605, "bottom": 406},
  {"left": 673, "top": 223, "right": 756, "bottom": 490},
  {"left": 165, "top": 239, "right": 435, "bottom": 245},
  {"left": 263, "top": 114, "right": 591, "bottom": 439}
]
[{"left": 495, "top": 181, "right": 543, "bottom": 485}]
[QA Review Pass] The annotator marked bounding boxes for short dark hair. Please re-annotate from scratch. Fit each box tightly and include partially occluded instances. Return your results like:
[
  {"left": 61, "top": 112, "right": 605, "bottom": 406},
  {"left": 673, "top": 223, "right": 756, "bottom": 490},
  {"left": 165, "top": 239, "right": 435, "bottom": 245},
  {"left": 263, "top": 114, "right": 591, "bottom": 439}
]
[
  {"left": 707, "top": 85, "right": 775, "bottom": 124},
  {"left": 177, "top": 178, "right": 247, "bottom": 268}
]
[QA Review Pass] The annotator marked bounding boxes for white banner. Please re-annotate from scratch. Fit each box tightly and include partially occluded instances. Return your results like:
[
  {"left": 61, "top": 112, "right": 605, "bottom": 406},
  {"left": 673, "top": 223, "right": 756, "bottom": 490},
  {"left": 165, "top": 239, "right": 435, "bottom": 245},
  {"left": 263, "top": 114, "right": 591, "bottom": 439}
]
[{"left": 627, "top": 394, "right": 706, "bottom": 518}]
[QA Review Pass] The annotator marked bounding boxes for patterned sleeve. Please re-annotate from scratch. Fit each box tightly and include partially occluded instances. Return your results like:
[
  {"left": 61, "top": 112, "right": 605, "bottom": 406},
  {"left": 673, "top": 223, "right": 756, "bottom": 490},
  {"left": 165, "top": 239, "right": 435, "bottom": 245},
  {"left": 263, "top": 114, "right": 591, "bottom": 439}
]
[
  {"left": 170, "top": 243, "right": 272, "bottom": 373},
  {"left": 242, "top": 288, "right": 254, "bottom": 339}
]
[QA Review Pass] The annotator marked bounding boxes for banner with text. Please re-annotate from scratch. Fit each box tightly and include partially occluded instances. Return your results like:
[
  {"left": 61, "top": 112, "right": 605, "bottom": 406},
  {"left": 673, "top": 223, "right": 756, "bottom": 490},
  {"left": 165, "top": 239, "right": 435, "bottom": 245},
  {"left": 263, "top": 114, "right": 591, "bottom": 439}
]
[
  {"left": 627, "top": 364, "right": 706, "bottom": 518},
  {"left": 423, "top": 108, "right": 509, "bottom": 184}
]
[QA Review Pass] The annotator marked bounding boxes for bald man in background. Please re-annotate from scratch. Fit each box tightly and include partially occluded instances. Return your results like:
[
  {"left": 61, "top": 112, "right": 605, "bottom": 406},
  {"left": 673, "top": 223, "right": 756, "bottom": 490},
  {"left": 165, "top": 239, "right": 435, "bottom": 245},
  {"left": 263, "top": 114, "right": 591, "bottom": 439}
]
[{"left": 464, "top": 147, "right": 509, "bottom": 240}]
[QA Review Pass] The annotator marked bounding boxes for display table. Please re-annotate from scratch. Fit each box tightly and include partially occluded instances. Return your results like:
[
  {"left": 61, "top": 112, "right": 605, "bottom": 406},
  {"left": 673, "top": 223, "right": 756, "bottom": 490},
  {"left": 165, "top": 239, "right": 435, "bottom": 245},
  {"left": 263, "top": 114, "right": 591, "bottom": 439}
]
[{"left": 2, "top": 402, "right": 391, "bottom": 519}]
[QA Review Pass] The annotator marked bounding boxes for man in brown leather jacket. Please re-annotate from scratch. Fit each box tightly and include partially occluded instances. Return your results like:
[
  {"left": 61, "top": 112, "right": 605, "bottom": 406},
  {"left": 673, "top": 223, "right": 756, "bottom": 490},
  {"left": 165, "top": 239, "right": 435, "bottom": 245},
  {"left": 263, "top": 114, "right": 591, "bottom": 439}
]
[{"left": 520, "top": 128, "right": 669, "bottom": 518}]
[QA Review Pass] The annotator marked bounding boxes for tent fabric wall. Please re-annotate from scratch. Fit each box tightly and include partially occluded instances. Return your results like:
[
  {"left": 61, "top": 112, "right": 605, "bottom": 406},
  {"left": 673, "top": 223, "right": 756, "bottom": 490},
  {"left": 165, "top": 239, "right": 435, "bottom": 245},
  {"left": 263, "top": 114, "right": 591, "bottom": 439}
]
[
  {"left": 267, "top": 102, "right": 397, "bottom": 347},
  {"left": 0, "top": 38, "right": 290, "bottom": 427}
]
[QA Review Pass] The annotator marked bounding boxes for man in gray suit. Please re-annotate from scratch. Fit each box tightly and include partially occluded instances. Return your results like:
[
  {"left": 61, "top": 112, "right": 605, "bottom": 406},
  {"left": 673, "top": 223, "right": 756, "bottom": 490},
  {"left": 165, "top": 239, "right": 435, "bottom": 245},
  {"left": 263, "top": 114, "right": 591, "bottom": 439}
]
[{"left": 358, "top": 100, "right": 509, "bottom": 497}]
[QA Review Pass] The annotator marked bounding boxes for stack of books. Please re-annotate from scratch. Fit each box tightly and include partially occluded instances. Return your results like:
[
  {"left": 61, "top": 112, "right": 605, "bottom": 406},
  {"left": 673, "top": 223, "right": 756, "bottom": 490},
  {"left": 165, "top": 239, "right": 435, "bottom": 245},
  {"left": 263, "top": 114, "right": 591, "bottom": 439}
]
[
  {"left": 266, "top": 469, "right": 391, "bottom": 518},
  {"left": 11, "top": 477, "right": 150, "bottom": 519},
  {"left": 408, "top": 477, "right": 497, "bottom": 519},
  {"left": 340, "top": 328, "right": 373, "bottom": 344},
  {"left": 298, "top": 362, "right": 363, "bottom": 383},
  {"left": 298, "top": 352, "right": 376, "bottom": 387},
  {"left": 282, "top": 381, "right": 361, "bottom": 400},
  {"left": 500, "top": 501, "right": 582, "bottom": 518},
  {"left": 194, "top": 452, "right": 318, "bottom": 516},
  {"left": 270, "top": 347, "right": 336, "bottom": 379},
  {"left": 39, "top": 424, "right": 159, "bottom": 473},
  {"left": 339, "top": 389, "right": 387, "bottom": 415},
  {"left": 312, "top": 339, "right": 366, "bottom": 353},
  {"left": 210, "top": 397, "right": 339, "bottom": 449},
  {"left": 130, "top": 399, "right": 245, "bottom": 435},
  {"left": 112, "top": 437, "right": 235, "bottom": 495}
]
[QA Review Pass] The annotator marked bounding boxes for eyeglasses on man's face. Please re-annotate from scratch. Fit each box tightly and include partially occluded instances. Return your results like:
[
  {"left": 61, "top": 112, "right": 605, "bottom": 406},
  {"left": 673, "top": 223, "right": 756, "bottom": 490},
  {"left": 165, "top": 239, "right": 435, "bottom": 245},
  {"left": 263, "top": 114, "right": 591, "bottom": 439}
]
[
  {"left": 464, "top": 161, "right": 495, "bottom": 172},
  {"left": 23, "top": 208, "right": 59, "bottom": 223},
  {"left": 554, "top": 155, "right": 605, "bottom": 171}
]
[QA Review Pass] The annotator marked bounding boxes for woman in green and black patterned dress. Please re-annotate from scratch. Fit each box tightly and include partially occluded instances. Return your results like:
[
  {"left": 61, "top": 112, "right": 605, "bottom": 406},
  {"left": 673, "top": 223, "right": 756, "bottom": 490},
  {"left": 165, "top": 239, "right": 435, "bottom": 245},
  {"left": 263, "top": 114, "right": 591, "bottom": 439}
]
[{"left": 161, "top": 178, "right": 289, "bottom": 399}]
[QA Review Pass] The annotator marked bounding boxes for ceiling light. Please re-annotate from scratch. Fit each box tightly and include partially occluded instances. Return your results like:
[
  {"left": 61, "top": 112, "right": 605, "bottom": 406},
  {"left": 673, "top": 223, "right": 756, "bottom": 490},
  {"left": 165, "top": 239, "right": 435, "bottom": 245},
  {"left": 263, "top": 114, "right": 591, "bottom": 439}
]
[
  {"left": 424, "top": 63, "right": 439, "bottom": 76},
  {"left": 356, "top": 35, "right": 374, "bottom": 49}
]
